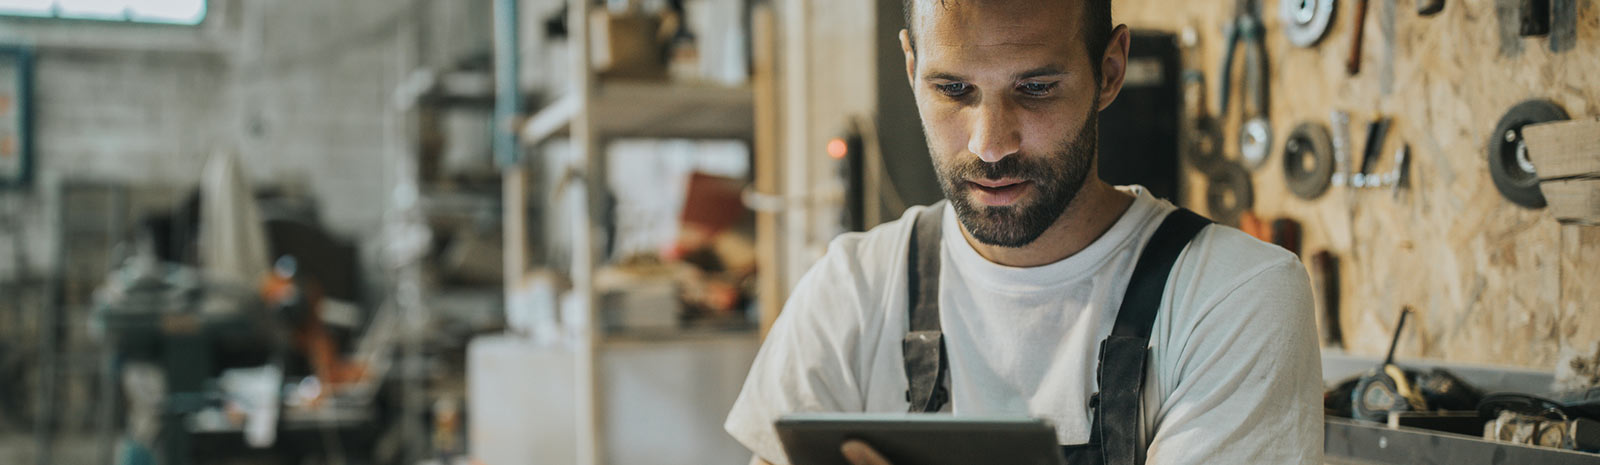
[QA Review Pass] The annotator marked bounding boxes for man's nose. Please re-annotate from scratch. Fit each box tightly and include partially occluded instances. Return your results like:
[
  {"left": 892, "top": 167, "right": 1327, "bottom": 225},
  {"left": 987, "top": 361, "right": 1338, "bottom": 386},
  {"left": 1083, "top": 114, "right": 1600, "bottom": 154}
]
[{"left": 967, "top": 97, "right": 1022, "bottom": 163}]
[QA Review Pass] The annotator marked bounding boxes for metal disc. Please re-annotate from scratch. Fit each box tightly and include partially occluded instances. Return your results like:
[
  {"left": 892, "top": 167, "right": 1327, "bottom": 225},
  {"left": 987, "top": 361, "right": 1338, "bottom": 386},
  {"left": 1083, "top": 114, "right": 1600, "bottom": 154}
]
[
  {"left": 1241, "top": 117, "right": 1274, "bottom": 169},
  {"left": 1281, "top": 0, "right": 1337, "bottom": 47},
  {"left": 1488, "top": 99, "right": 1568, "bottom": 209},
  {"left": 1283, "top": 121, "right": 1336, "bottom": 200},
  {"left": 1205, "top": 162, "right": 1255, "bottom": 226}
]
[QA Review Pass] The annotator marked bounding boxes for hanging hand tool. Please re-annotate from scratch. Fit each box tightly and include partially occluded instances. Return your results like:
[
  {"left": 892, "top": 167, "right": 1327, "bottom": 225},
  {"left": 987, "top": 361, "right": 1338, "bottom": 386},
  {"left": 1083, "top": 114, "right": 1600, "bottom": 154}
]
[
  {"left": 1353, "top": 117, "right": 1391, "bottom": 187},
  {"left": 1281, "top": 0, "right": 1337, "bottom": 47},
  {"left": 1520, "top": 0, "right": 1552, "bottom": 36},
  {"left": 1417, "top": 0, "right": 1445, "bottom": 16},
  {"left": 1347, "top": 0, "right": 1371, "bottom": 74},
  {"left": 1219, "top": 0, "right": 1273, "bottom": 169},
  {"left": 1283, "top": 121, "right": 1336, "bottom": 200}
]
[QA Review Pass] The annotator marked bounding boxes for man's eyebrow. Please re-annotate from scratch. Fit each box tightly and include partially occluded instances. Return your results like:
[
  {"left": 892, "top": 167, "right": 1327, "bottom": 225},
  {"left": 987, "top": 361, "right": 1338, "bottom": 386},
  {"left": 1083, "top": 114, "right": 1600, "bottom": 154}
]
[
  {"left": 1014, "top": 66, "right": 1067, "bottom": 80},
  {"left": 920, "top": 66, "right": 1067, "bottom": 82}
]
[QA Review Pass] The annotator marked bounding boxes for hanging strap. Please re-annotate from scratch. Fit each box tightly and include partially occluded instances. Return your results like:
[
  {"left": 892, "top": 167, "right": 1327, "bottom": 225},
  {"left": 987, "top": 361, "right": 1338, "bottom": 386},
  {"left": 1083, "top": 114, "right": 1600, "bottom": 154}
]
[
  {"left": 904, "top": 201, "right": 949, "bottom": 413},
  {"left": 1094, "top": 208, "right": 1212, "bottom": 465}
]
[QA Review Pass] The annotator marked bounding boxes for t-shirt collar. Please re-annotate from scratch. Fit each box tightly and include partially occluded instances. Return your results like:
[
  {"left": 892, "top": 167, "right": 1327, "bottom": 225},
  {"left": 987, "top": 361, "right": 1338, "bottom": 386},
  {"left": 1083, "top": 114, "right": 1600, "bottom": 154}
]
[{"left": 941, "top": 185, "right": 1160, "bottom": 292}]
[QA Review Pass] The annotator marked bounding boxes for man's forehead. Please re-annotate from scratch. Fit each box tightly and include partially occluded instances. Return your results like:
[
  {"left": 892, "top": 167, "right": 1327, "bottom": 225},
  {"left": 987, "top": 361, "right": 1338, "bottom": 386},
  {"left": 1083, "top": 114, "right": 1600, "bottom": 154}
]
[{"left": 911, "top": 0, "right": 1083, "bottom": 46}]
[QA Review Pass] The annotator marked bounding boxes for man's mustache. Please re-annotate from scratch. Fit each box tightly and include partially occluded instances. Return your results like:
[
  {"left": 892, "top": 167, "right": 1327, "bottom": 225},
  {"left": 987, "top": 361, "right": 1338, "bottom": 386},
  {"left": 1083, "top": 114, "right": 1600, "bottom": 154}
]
[{"left": 946, "top": 156, "right": 1043, "bottom": 182}]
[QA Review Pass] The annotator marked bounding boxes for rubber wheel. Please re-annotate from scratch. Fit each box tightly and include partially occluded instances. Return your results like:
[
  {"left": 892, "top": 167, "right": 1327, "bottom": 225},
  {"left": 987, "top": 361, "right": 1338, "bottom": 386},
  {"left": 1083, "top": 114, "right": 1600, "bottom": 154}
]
[
  {"left": 1283, "top": 122, "right": 1336, "bottom": 200},
  {"left": 1488, "top": 100, "right": 1568, "bottom": 209},
  {"left": 1206, "top": 162, "right": 1254, "bottom": 226}
]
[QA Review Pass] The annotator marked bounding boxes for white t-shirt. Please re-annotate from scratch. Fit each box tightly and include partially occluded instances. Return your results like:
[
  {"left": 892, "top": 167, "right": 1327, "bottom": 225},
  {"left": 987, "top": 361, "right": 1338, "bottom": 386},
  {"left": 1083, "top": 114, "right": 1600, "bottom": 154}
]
[{"left": 725, "top": 186, "right": 1323, "bottom": 464}]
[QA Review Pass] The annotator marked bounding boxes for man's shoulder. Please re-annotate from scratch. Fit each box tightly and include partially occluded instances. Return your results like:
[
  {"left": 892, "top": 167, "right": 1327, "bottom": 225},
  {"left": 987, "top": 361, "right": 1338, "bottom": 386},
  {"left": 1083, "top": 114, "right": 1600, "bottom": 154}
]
[
  {"left": 812, "top": 203, "right": 932, "bottom": 282},
  {"left": 1174, "top": 220, "right": 1310, "bottom": 308}
]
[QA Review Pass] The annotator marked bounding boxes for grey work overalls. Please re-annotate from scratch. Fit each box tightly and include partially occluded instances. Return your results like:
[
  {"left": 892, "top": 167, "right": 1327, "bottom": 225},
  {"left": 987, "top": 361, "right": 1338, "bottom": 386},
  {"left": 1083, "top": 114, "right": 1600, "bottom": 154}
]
[{"left": 901, "top": 202, "right": 1212, "bottom": 465}]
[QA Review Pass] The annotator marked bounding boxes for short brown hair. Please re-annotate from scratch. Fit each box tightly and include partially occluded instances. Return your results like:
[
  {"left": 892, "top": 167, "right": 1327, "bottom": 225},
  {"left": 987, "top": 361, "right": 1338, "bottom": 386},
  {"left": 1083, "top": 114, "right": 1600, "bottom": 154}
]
[{"left": 902, "top": 0, "right": 1114, "bottom": 79}]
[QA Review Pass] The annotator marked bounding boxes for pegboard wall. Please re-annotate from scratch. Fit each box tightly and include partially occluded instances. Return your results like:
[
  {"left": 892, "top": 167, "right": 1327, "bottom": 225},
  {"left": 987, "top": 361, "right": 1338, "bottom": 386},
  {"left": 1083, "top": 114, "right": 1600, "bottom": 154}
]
[{"left": 1115, "top": 0, "right": 1599, "bottom": 370}]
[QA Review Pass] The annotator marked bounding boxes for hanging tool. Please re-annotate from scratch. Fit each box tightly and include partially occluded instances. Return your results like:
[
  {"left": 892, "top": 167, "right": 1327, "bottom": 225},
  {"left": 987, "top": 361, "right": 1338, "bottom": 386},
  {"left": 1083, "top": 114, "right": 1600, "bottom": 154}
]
[
  {"left": 1205, "top": 162, "right": 1255, "bottom": 226},
  {"left": 1283, "top": 121, "right": 1337, "bottom": 200},
  {"left": 1330, "top": 110, "right": 1354, "bottom": 187},
  {"left": 1417, "top": 0, "right": 1445, "bottom": 15},
  {"left": 1281, "top": 0, "right": 1337, "bottom": 47},
  {"left": 1183, "top": 70, "right": 1227, "bottom": 172},
  {"left": 1310, "top": 251, "right": 1342, "bottom": 348},
  {"left": 1219, "top": 0, "right": 1273, "bottom": 169},
  {"left": 1489, "top": 99, "right": 1569, "bottom": 209},
  {"left": 1352, "top": 117, "right": 1391, "bottom": 188},
  {"left": 1521, "top": 0, "right": 1552, "bottom": 36},
  {"left": 1347, "top": 0, "right": 1371, "bottom": 74}
]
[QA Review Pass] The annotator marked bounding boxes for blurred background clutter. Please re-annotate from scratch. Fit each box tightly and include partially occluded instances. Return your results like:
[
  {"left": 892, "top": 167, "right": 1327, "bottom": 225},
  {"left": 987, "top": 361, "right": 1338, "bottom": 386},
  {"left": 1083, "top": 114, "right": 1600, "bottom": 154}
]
[{"left": 0, "top": 0, "right": 1597, "bottom": 464}]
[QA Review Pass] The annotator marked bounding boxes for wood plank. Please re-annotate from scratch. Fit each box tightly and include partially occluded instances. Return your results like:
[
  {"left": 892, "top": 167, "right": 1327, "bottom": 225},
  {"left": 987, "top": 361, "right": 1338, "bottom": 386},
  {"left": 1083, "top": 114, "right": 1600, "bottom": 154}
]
[
  {"left": 1541, "top": 178, "right": 1600, "bottom": 224},
  {"left": 1524, "top": 118, "right": 1600, "bottom": 180},
  {"left": 519, "top": 83, "right": 753, "bottom": 143}
]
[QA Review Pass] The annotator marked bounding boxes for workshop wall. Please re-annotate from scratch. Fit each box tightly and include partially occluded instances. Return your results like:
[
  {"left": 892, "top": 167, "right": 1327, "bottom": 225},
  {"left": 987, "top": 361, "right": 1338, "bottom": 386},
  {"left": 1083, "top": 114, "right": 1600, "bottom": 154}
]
[
  {"left": 1113, "top": 0, "right": 1599, "bottom": 370},
  {"left": 0, "top": 3, "right": 491, "bottom": 461}
]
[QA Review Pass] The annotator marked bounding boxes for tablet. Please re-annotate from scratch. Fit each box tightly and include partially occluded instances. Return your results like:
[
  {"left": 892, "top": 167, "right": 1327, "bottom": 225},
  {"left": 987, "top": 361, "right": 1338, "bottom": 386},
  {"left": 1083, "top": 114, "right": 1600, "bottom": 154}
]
[{"left": 775, "top": 413, "right": 1066, "bottom": 465}]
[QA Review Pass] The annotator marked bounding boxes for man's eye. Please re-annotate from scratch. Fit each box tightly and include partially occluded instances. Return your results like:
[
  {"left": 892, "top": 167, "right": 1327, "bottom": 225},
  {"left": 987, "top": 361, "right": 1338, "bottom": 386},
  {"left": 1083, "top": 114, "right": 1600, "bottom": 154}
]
[
  {"left": 935, "top": 83, "right": 972, "bottom": 97},
  {"left": 1019, "top": 82, "right": 1056, "bottom": 96}
]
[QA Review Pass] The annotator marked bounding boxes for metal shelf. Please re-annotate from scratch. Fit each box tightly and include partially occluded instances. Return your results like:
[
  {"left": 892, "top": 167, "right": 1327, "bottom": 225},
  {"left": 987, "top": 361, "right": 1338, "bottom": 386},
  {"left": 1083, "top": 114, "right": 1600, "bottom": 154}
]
[
  {"left": 520, "top": 81, "right": 754, "bottom": 143},
  {"left": 1324, "top": 418, "right": 1600, "bottom": 464}
]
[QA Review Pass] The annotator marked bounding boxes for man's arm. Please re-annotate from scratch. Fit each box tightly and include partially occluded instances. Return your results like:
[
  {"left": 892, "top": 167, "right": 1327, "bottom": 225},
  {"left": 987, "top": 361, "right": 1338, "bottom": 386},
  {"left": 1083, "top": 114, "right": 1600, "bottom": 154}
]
[
  {"left": 1144, "top": 258, "right": 1324, "bottom": 464},
  {"left": 725, "top": 234, "right": 882, "bottom": 465}
]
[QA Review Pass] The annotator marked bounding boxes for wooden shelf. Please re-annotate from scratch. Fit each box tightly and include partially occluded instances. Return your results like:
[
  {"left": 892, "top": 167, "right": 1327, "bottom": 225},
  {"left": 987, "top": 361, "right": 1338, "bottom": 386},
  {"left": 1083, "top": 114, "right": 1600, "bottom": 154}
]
[{"left": 521, "top": 81, "right": 754, "bottom": 143}]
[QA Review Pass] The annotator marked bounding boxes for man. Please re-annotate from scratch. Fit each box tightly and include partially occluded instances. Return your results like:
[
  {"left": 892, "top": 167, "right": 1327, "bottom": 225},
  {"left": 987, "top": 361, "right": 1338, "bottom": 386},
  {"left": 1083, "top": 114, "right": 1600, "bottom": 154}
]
[{"left": 724, "top": 0, "right": 1323, "bottom": 464}]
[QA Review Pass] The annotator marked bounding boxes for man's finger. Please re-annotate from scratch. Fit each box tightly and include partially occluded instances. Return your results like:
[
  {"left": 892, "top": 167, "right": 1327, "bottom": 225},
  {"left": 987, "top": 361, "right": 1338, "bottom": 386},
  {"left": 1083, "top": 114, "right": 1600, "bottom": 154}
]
[{"left": 840, "top": 440, "right": 892, "bottom": 465}]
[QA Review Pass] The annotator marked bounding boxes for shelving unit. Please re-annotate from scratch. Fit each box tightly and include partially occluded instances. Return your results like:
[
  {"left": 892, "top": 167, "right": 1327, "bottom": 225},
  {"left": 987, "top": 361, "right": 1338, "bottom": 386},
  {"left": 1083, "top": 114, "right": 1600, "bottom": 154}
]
[{"left": 496, "top": 1, "right": 774, "bottom": 464}]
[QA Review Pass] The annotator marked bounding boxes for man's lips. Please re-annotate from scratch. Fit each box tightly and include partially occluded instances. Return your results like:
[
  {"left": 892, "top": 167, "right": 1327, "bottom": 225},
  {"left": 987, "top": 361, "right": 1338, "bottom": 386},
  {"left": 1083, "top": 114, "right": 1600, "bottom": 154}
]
[
  {"left": 965, "top": 178, "right": 1031, "bottom": 206},
  {"left": 969, "top": 178, "right": 1025, "bottom": 188}
]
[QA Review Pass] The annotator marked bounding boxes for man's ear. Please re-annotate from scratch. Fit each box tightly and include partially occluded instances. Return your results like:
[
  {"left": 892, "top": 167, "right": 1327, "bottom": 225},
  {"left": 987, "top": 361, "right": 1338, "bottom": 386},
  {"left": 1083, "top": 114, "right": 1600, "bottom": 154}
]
[
  {"left": 900, "top": 29, "right": 916, "bottom": 87},
  {"left": 1095, "top": 24, "right": 1132, "bottom": 111}
]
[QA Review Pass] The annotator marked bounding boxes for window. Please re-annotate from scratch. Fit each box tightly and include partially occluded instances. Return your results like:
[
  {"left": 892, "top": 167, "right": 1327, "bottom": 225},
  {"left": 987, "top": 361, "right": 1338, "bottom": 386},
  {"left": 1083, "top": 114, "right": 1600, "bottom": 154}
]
[{"left": 0, "top": 0, "right": 205, "bottom": 25}]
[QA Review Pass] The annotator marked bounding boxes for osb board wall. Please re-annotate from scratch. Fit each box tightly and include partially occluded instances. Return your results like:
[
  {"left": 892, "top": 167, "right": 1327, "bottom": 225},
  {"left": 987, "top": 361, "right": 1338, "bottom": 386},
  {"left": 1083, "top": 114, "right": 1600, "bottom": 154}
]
[{"left": 1115, "top": 0, "right": 1599, "bottom": 370}]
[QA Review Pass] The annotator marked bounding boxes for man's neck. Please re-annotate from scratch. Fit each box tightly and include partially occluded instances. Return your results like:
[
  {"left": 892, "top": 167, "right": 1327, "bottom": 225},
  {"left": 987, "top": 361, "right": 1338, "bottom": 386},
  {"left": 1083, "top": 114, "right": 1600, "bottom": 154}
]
[{"left": 957, "top": 179, "right": 1136, "bottom": 268}]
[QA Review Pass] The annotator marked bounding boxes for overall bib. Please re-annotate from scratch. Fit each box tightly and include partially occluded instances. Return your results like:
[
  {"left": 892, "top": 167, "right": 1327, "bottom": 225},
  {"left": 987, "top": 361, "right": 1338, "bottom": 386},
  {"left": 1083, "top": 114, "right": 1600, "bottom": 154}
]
[{"left": 901, "top": 201, "right": 1212, "bottom": 465}]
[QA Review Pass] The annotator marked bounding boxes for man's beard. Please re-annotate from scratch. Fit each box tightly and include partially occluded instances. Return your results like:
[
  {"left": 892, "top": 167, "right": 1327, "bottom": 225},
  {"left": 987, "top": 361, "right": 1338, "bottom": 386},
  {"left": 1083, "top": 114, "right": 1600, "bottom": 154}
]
[{"left": 933, "top": 109, "right": 1098, "bottom": 248}]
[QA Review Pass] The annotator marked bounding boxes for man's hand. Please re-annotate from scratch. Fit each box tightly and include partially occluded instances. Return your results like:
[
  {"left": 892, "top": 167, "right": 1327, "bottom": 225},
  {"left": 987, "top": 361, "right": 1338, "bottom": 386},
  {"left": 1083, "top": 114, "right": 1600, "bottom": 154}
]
[{"left": 841, "top": 440, "right": 893, "bottom": 465}]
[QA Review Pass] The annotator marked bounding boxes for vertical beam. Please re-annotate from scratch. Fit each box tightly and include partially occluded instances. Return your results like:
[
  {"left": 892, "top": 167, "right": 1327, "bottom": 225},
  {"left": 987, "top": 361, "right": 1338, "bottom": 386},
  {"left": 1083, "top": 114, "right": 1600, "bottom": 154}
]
[
  {"left": 503, "top": 169, "right": 526, "bottom": 288},
  {"left": 779, "top": 0, "right": 811, "bottom": 293},
  {"left": 568, "top": 0, "right": 604, "bottom": 464},
  {"left": 752, "top": 5, "right": 784, "bottom": 338},
  {"left": 493, "top": 0, "right": 521, "bottom": 168}
]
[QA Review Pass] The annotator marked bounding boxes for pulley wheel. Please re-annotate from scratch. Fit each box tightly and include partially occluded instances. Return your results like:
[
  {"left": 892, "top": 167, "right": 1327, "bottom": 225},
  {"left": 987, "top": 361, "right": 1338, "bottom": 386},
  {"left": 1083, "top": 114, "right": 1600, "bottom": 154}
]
[
  {"left": 1241, "top": 117, "right": 1274, "bottom": 170},
  {"left": 1488, "top": 100, "right": 1568, "bottom": 209},
  {"left": 1206, "top": 162, "right": 1254, "bottom": 226},
  {"left": 1283, "top": 122, "right": 1336, "bottom": 200},
  {"left": 1282, "top": 0, "right": 1337, "bottom": 47}
]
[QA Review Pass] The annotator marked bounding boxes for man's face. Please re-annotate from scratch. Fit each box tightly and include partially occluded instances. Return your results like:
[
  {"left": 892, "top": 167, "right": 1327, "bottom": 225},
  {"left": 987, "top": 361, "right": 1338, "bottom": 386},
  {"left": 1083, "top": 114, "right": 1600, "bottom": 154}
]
[{"left": 904, "top": 0, "right": 1104, "bottom": 248}]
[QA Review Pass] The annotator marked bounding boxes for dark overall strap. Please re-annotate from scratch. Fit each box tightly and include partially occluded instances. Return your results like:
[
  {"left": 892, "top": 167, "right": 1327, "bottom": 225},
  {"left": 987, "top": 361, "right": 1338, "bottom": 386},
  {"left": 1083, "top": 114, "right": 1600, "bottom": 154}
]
[
  {"left": 1091, "top": 208, "right": 1212, "bottom": 465},
  {"left": 900, "top": 203, "right": 1212, "bottom": 465},
  {"left": 904, "top": 201, "right": 949, "bottom": 413}
]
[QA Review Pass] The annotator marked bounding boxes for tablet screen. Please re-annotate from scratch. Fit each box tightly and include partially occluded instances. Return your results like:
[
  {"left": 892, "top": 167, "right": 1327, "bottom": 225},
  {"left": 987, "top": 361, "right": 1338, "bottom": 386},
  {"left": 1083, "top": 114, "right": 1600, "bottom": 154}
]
[{"left": 775, "top": 413, "right": 1066, "bottom": 465}]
